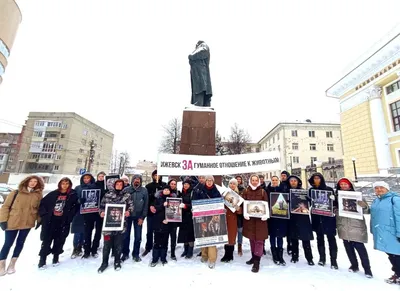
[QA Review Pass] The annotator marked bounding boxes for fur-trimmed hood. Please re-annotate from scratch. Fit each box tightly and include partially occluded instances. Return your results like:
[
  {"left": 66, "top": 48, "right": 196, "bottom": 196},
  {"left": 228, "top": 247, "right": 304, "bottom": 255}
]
[{"left": 18, "top": 175, "right": 45, "bottom": 193}]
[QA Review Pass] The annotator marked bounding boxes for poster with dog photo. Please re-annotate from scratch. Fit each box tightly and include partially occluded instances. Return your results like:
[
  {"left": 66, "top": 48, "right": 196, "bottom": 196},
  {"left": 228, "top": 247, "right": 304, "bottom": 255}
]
[
  {"left": 105, "top": 174, "right": 120, "bottom": 191},
  {"left": 243, "top": 200, "right": 269, "bottom": 219},
  {"left": 222, "top": 189, "right": 244, "bottom": 213},
  {"left": 290, "top": 189, "right": 310, "bottom": 215},
  {"left": 165, "top": 197, "right": 182, "bottom": 222},
  {"left": 270, "top": 192, "right": 290, "bottom": 219},
  {"left": 102, "top": 204, "right": 126, "bottom": 231},
  {"left": 338, "top": 191, "right": 363, "bottom": 220}
]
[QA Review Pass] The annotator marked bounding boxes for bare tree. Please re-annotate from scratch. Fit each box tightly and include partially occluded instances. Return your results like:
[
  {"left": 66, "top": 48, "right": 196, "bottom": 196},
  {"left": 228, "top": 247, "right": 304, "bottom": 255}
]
[
  {"left": 226, "top": 123, "right": 251, "bottom": 154},
  {"left": 118, "top": 151, "right": 130, "bottom": 175},
  {"left": 159, "top": 118, "right": 181, "bottom": 154}
]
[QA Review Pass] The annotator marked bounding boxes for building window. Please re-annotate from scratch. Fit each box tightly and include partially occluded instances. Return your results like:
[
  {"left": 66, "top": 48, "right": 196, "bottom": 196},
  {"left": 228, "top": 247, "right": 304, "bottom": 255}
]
[
  {"left": 61, "top": 134, "right": 65, "bottom": 138},
  {"left": 292, "top": 143, "right": 299, "bottom": 150},
  {"left": 328, "top": 157, "right": 335, "bottom": 163},
  {"left": 33, "top": 131, "right": 44, "bottom": 137},
  {"left": 77, "top": 158, "right": 83, "bottom": 163},
  {"left": 54, "top": 165, "right": 59, "bottom": 171},
  {"left": 293, "top": 156, "right": 299, "bottom": 164},
  {"left": 272, "top": 136, "right": 275, "bottom": 143},
  {"left": 311, "top": 157, "right": 317, "bottom": 165},
  {"left": 277, "top": 133, "right": 280, "bottom": 140},
  {"left": 58, "top": 144, "right": 63, "bottom": 150},
  {"left": 42, "top": 142, "right": 56, "bottom": 153},
  {"left": 62, "top": 124, "right": 68, "bottom": 129},
  {"left": 44, "top": 132, "right": 57, "bottom": 138},
  {"left": 56, "top": 155, "right": 61, "bottom": 160},
  {"left": 35, "top": 121, "right": 45, "bottom": 127},
  {"left": 310, "top": 143, "right": 317, "bottom": 151},
  {"left": 327, "top": 144, "right": 334, "bottom": 151},
  {"left": 79, "top": 148, "right": 85, "bottom": 154},
  {"left": 390, "top": 100, "right": 400, "bottom": 132},
  {"left": 83, "top": 130, "right": 88, "bottom": 136},
  {"left": 82, "top": 139, "right": 87, "bottom": 146},
  {"left": 309, "top": 131, "right": 315, "bottom": 138},
  {"left": 387, "top": 80, "right": 400, "bottom": 95},
  {"left": 8, "top": 157, "right": 13, "bottom": 162},
  {"left": 0, "top": 155, "right": 3, "bottom": 161},
  {"left": 30, "top": 153, "right": 40, "bottom": 159},
  {"left": 47, "top": 122, "right": 61, "bottom": 127},
  {"left": 291, "top": 130, "right": 298, "bottom": 137},
  {"left": 277, "top": 145, "right": 280, "bottom": 151},
  {"left": 326, "top": 131, "right": 333, "bottom": 138}
]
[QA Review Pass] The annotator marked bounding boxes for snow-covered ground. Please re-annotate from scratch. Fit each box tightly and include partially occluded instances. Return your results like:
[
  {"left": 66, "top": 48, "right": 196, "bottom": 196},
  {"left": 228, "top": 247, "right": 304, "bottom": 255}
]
[{"left": 0, "top": 217, "right": 396, "bottom": 291}]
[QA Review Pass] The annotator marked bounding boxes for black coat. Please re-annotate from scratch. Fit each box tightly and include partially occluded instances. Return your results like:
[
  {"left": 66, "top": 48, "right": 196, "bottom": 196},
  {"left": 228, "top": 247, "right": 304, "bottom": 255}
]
[
  {"left": 178, "top": 187, "right": 195, "bottom": 243},
  {"left": 287, "top": 176, "right": 314, "bottom": 241},
  {"left": 267, "top": 184, "right": 288, "bottom": 238},
  {"left": 146, "top": 180, "right": 167, "bottom": 216},
  {"left": 39, "top": 189, "right": 79, "bottom": 241},
  {"left": 192, "top": 183, "right": 221, "bottom": 200},
  {"left": 95, "top": 180, "right": 106, "bottom": 201},
  {"left": 153, "top": 192, "right": 177, "bottom": 233},
  {"left": 237, "top": 185, "right": 245, "bottom": 229},
  {"left": 308, "top": 173, "right": 337, "bottom": 236}
]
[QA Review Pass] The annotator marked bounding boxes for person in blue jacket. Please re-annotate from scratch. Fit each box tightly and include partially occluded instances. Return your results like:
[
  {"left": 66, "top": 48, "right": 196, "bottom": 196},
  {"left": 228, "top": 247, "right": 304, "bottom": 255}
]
[{"left": 370, "top": 181, "right": 400, "bottom": 284}]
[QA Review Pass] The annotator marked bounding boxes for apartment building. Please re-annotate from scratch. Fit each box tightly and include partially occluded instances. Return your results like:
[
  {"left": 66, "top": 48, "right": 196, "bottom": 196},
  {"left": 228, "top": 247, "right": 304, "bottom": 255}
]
[
  {"left": 0, "top": 132, "right": 22, "bottom": 173},
  {"left": 17, "top": 112, "right": 114, "bottom": 175},
  {"left": 258, "top": 121, "right": 344, "bottom": 180}
]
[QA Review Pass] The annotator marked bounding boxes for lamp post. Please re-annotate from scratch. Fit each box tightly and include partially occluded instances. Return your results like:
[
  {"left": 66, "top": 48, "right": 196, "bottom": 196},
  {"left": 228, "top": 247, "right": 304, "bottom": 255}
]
[{"left": 352, "top": 157, "right": 358, "bottom": 182}]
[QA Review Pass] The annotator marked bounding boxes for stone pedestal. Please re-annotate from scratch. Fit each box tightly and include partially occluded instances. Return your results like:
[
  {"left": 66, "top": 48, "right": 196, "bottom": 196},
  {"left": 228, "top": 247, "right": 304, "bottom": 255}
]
[{"left": 180, "top": 107, "right": 221, "bottom": 185}]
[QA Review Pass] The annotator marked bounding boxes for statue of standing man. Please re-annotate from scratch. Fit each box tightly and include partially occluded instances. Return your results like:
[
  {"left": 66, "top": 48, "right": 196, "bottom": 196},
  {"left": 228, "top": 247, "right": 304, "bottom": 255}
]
[{"left": 189, "top": 41, "right": 213, "bottom": 107}]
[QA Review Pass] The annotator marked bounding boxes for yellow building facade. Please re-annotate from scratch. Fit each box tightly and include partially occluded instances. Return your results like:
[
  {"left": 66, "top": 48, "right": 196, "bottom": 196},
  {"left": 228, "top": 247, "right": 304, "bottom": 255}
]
[
  {"left": 0, "top": 0, "right": 22, "bottom": 84},
  {"left": 326, "top": 30, "right": 400, "bottom": 179}
]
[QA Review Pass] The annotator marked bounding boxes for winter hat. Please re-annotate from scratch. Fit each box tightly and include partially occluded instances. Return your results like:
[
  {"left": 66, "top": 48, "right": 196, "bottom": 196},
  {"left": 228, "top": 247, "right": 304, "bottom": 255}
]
[
  {"left": 183, "top": 178, "right": 192, "bottom": 186},
  {"left": 121, "top": 175, "right": 129, "bottom": 181},
  {"left": 131, "top": 174, "right": 142, "bottom": 184},
  {"left": 152, "top": 170, "right": 158, "bottom": 177},
  {"left": 229, "top": 178, "right": 238, "bottom": 186},
  {"left": 338, "top": 178, "right": 352, "bottom": 188},
  {"left": 205, "top": 175, "right": 215, "bottom": 182},
  {"left": 281, "top": 171, "right": 290, "bottom": 177},
  {"left": 373, "top": 181, "right": 390, "bottom": 191},
  {"left": 162, "top": 185, "right": 172, "bottom": 192}
]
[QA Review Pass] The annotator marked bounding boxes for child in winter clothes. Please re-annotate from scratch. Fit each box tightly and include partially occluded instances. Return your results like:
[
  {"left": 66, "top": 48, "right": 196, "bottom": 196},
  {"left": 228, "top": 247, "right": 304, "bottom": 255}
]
[
  {"left": 308, "top": 173, "right": 338, "bottom": 269},
  {"left": 151, "top": 186, "right": 176, "bottom": 267},
  {"left": 38, "top": 178, "right": 79, "bottom": 269},
  {"left": 98, "top": 179, "right": 133, "bottom": 273},
  {"left": 243, "top": 174, "right": 269, "bottom": 273},
  {"left": 177, "top": 179, "right": 195, "bottom": 259},
  {"left": 336, "top": 178, "right": 372, "bottom": 278}
]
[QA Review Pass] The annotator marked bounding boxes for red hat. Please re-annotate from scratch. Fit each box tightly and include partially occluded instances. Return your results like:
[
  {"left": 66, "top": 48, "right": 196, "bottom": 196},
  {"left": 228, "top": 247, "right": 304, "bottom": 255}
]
[{"left": 338, "top": 178, "right": 352, "bottom": 188}]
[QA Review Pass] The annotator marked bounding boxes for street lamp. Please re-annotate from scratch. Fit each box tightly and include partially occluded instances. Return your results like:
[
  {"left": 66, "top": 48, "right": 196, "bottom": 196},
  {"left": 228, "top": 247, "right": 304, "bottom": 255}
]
[{"left": 352, "top": 157, "right": 358, "bottom": 182}]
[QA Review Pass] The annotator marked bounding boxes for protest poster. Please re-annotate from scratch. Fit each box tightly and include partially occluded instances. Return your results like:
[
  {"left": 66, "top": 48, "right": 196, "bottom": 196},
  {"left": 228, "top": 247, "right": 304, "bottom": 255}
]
[
  {"left": 270, "top": 192, "right": 290, "bottom": 219},
  {"left": 222, "top": 189, "right": 244, "bottom": 213},
  {"left": 243, "top": 200, "right": 269, "bottom": 219},
  {"left": 80, "top": 189, "right": 101, "bottom": 214},
  {"left": 157, "top": 151, "right": 280, "bottom": 176},
  {"left": 102, "top": 204, "right": 126, "bottom": 231},
  {"left": 311, "top": 189, "right": 334, "bottom": 217},
  {"left": 290, "top": 189, "right": 310, "bottom": 215},
  {"left": 192, "top": 198, "right": 228, "bottom": 247},
  {"left": 105, "top": 174, "right": 120, "bottom": 191},
  {"left": 338, "top": 191, "right": 364, "bottom": 220},
  {"left": 165, "top": 197, "right": 182, "bottom": 222}
]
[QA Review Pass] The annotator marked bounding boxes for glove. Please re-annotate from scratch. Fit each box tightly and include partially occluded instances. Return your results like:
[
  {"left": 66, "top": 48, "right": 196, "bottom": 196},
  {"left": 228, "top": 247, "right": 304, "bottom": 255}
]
[
  {"left": 397, "top": 237, "right": 400, "bottom": 243},
  {"left": 0, "top": 222, "right": 7, "bottom": 231},
  {"left": 179, "top": 203, "right": 185, "bottom": 209},
  {"left": 244, "top": 215, "right": 250, "bottom": 220},
  {"left": 329, "top": 195, "right": 335, "bottom": 201},
  {"left": 261, "top": 216, "right": 268, "bottom": 221}
]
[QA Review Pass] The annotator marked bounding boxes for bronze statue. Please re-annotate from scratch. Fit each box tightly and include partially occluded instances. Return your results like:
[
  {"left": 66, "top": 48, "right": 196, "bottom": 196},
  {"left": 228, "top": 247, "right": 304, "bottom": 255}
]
[{"left": 189, "top": 41, "right": 213, "bottom": 107}]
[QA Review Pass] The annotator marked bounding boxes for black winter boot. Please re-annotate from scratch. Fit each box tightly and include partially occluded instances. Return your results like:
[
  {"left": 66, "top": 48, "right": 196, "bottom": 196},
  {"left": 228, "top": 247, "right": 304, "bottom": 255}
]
[
  {"left": 251, "top": 256, "right": 261, "bottom": 273},
  {"left": 278, "top": 248, "right": 286, "bottom": 266},
  {"left": 271, "top": 247, "right": 279, "bottom": 265},
  {"left": 161, "top": 248, "right": 168, "bottom": 265},
  {"left": 171, "top": 246, "right": 177, "bottom": 261},
  {"left": 186, "top": 246, "right": 194, "bottom": 259},
  {"left": 181, "top": 244, "right": 189, "bottom": 258},
  {"left": 331, "top": 258, "right": 338, "bottom": 270},
  {"left": 318, "top": 245, "right": 326, "bottom": 266},
  {"left": 304, "top": 245, "right": 314, "bottom": 266},
  {"left": 38, "top": 256, "right": 47, "bottom": 269},
  {"left": 52, "top": 254, "right": 60, "bottom": 266},
  {"left": 98, "top": 262, "right": 108, "bottom": 273},
  {"left": 291, "top": 253, "right": 299, "bottom": 263},
  {"left": 220, "top": 245, "right": 229, "bottom": 262},
  {"left": 246, "top": 253, "right": 255, "bottom": 265}
]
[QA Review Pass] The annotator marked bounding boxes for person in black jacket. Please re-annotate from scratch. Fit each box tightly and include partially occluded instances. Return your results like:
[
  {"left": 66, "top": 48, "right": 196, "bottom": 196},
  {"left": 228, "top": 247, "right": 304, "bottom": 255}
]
[
  {"left": 308, "top": 172, "right": 338, "bottom": 269},
  {"left": 288, "top": 176, "right": 314, "bottom": 266},
  {"left": 267, "top": 176, "right": 288, "bottom": 265},
  {"left": 167, "top": 179, "right": 179, "bottom": 260},
  {"left": 143, "top": 170, "right": 167, "bottom": 257},
  {"left": 150, "top": 186, "right": 176, "bottom": 267},
  {"left": 177, "top": 179, "right": 195, "bottom": 259},
  {"left": 280, "top": 170, "right": 291, "bottom": 255},
  {"left": 235, "top": 175, "right": 245, "bottom": 257},
  {"left": 38, "top": 177, "right": 79, "bottom": 269},
  {"left": 94, "top": 171, "right": 106, "bottom": 253}
]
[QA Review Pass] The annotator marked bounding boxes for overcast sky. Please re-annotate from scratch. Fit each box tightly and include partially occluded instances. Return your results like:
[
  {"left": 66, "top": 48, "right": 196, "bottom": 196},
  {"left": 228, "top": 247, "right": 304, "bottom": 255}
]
[{"left": 1, "top": 0, "right": 400, "bottom": 164}]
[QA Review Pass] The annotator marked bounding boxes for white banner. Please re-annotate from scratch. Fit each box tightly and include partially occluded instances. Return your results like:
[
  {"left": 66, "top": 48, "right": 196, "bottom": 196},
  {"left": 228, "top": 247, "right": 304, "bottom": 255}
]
[{"left": 157, "top": 151, "right": 280, "bottom": 176}]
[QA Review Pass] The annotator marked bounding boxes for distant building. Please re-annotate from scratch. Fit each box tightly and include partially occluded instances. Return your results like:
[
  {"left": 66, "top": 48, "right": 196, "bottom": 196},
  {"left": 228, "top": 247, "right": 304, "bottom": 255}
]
[
  {"left": 326, "top": 27, "right": 400, "bottom": 178},
  {"left": 17, "top": 112, "right": 114, "bottom": 175},
  {"left": 126, "top": 160, "right": 157, "bottom": 185},
  {"left": 0, "top": 0, "right": 22, "bottom": 84},
  {"left": 0, "top": 132, "right": 22, "bottom": 173},
  {"left": 258, "top": 121, "right": 344, "bottom": 181}
]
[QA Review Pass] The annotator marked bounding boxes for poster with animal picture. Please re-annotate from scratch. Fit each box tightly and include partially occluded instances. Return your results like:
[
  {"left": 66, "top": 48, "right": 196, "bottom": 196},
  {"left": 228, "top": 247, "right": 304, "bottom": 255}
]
[
  {"left": 103, "top": 204, "right": 126, "bottom": 231},
  {"left": 243, "top": 200, "right": 270, "bottom": 219},
  {"left": 105, "top": 174, "right": 120, "bottom": 191},
  {"left": 222, "top": 189, "right": 244, "bottom": 213},
  {"left": 290, "top": 189, "right": 310, "bottom": 215},
  {"left": 338, "top": 191, "right": 364, "bottom": 220},
  {"left": 311, "top": 189, "right": 334, "bottom": 217},
  {"left": 270, "top": 192, "right": 290, "bottom": 219},
  {"left": 165, "top": 197, "right": 182, "bottom": 222},
  {"left": 80, "top": 189, "right": 101, "bottom": 214}
]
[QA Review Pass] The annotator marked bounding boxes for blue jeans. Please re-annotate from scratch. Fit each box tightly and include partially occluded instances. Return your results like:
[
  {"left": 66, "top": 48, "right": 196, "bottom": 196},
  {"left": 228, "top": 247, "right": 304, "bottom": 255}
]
[
  {"left": 269, "top": 235, "right": 283, "bottom": 248},
  {"left": 123, "top": 217, "right": 143, "bottom": 258},
  {"left": 145, "top": 215, "right": 154, "bottom": 251},
  {"left": 237, "top": 227, "right": 243, "bottom": 244},
  {"left": 0, "top": 229, "right": 30, "bottom": 260},
  {"left": 73, "top": 233, "right": 84, "bottom": 248}
]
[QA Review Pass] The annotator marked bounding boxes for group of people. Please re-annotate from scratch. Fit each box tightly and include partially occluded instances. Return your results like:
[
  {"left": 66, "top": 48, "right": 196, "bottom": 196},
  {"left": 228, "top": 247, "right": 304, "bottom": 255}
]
[{"left": 0, "top": 170, "right": 399, "bottom": 284}]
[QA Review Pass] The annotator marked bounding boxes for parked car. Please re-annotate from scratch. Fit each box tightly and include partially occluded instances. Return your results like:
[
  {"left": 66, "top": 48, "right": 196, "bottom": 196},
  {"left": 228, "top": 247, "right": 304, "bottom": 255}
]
[{"left": 0, "top": 184, "right": 14, "bottom": 203}]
